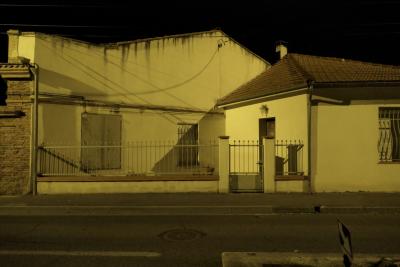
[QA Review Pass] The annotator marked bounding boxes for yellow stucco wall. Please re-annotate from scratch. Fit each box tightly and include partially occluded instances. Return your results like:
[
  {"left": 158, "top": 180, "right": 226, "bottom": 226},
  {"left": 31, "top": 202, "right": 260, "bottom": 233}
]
[
  {"left": 14, "top": 30, "right": 268, "bottom": 182},
  {"left": 225, "top": 94, "right": 308, "bottom": 142},
  {"left": 225, "top": 94, "right": 309, "bottom": 192},
  {"left": 313, "top": 101, "right": 400, "bottom": 192},
  {"left": 225, "top": 93, "right": 309, "bottom": 164},
  {"left": 15, "top": 30, "right": 267, "bottom": 145},
  {"left": 29, "top": 30, "right": 267, "bottom": 109}
]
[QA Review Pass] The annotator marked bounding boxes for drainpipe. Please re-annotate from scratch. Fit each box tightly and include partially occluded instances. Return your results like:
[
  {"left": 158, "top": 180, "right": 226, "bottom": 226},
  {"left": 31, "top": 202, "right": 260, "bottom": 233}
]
[
  {"left": 307, "top": 80, "right": 314, "bottom": 193},
  {"left": 30, "top": 63, "right": 39, "bottom": 195}
]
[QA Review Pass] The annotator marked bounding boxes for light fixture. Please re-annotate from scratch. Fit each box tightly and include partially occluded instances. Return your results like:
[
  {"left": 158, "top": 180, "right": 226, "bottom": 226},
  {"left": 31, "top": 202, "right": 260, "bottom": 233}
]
[{"left": 260, "top": 104, "right": 269, "bottom": 116}]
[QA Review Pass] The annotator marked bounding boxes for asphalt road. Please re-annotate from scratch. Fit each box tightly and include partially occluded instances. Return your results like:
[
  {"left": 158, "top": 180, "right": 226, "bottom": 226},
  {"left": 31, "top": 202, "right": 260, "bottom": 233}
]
[{"left": 0, "top": 214, "right": 399, "bottom": 267}]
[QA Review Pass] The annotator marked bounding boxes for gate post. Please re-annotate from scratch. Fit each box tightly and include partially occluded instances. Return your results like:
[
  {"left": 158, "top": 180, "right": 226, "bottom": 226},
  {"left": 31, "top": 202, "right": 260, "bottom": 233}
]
[
  {"left": 263, "top": 137, "right": 275, "bottom": 193},
  {"left": 218, "top": 136, "right": 230, "bottom": 193}
]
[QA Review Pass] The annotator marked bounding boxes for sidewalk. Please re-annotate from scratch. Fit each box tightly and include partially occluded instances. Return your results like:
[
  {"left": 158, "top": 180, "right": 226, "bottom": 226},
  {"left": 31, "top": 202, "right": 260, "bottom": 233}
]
[
  {"left": 1, "top": 192, "right": 400, "bottom": 215},
  {"left": 222, "top": 252, "right": 400, "bottom": 267}
]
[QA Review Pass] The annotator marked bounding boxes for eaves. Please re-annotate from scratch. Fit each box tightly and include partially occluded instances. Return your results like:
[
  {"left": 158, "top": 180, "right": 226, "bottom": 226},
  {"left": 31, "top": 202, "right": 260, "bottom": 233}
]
[{"left": 217, "top": 85, "right": 309, "bottom": 110}]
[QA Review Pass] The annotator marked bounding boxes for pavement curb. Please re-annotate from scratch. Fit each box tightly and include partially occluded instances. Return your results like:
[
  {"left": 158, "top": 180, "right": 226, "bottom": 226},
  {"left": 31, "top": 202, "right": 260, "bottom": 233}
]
[
  {"left": 273, "top": 206, "right": 400, "bottom": 214},
  {"left": 0, "top": 205, "right": 400, "bottom": 216},
  {"left": 319, "top": 206, "right": 400, "bottom": 214}
]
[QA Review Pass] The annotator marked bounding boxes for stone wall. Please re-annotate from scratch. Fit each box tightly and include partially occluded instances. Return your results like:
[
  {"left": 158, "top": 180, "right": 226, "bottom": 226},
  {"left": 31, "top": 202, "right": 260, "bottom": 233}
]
[{"left": 0, "top": 79, "right": 32, "bottom": 194}]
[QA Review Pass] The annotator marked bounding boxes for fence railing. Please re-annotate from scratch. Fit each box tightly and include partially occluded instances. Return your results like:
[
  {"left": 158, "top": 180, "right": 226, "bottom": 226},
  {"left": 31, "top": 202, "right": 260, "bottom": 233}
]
[
  {"left": 38, "top": 140, "right": 218, "bottom": 176},
  {"left": 275, "top": 140, "right": 304, "bottom": 176},
  {"left": 38, "top": 146, "right": 87, "bottom": 176},
  {"left": 229, "top": 140, "right": 262, "bottom": 175}
]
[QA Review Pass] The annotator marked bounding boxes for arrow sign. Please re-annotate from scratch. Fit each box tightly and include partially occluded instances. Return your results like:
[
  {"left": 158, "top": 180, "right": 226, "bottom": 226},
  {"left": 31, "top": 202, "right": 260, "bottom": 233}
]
[{"left": 337, "top": 219, "right": 353, "bottom": 267}]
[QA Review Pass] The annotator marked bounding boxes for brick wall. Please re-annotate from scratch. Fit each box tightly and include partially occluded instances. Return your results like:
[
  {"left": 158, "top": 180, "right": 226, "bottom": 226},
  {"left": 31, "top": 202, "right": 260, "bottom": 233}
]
[{"left": 0, "top": 80, "right": 32, "bottom": 194}]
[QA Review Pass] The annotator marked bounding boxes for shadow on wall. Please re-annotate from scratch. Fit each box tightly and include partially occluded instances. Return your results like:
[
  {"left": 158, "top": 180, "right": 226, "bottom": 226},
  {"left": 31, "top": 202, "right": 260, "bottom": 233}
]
[
  {"left": 39, "top": 68, "right": 106, "bottom": 96},
  {"left": 152, "top": 124, "right": 199, "bottom": 174},
  {"left": 152, "top": 109, "right": 223, "bottom": 175}
]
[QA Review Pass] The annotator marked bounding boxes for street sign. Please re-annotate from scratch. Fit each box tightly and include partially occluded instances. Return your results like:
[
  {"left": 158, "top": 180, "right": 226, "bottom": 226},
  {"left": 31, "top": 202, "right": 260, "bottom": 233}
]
[{"left": 337, "top": 219, "right": 353, "bottom": 267}]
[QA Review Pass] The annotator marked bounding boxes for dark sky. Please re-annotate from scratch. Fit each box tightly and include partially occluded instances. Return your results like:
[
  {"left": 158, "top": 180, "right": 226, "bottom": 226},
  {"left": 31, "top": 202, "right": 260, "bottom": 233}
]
[{"left": 1, "top": 0, "right": 400, "bottom": 65}]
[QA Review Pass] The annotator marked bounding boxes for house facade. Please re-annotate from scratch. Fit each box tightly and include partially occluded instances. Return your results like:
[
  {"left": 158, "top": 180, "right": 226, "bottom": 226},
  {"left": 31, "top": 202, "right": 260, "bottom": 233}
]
[
  {"left": 1, "top": 29, "right": 269, "bottom": 194},
  {"left": 218, "top": 53, "right": 400, "bottom": 193}
]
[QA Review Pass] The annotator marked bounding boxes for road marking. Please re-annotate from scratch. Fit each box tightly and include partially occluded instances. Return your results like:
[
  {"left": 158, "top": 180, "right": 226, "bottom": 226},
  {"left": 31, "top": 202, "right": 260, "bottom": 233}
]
[
  {"left": 0, "top": 250, "right": 161, "bottom": 257},
  {"left": 0, "top": 204, "right": 273, "bottom": 209}
]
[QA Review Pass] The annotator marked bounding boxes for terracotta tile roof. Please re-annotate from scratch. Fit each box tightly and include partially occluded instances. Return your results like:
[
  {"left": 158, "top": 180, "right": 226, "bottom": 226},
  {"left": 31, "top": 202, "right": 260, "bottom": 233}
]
[
  {"left": 218, "top": 53, "right": 400, "bottom": 106},
  {"left": 0, "top": 63, "right": 31, "bottom": 79}
]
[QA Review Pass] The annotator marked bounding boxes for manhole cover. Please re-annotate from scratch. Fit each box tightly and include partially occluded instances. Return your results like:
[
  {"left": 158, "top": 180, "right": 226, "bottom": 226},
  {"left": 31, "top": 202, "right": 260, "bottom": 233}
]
[{"left": 158, "top": 229, "right": 206, "bottom": 241}]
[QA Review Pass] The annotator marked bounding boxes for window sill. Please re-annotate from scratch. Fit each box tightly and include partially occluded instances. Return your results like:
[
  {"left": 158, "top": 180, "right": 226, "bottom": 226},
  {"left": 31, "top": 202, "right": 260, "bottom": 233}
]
[{"left": 378, "top": 161, "right": 400, "bottom": 164}]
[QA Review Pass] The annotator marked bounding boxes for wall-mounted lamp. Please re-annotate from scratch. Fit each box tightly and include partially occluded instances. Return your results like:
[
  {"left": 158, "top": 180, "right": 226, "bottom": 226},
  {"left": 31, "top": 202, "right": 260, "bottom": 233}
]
[{"left": 260, "top": 104, "right": 269, "bottom": 117}]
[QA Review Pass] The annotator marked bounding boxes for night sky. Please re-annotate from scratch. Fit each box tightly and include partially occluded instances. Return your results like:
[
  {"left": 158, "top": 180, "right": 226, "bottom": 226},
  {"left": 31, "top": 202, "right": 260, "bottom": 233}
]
[{"left": 1, "top": 0, "right": 400, "bottom": 65}]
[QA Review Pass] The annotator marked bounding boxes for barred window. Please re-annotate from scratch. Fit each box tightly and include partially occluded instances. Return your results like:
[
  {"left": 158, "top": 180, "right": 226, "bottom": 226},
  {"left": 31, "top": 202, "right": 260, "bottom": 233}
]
[
  {"left": 177, "top": 123, "right": 198, "bottom": 166},
  {"left": 378, "top": 108, "right": 400, "bottom": 162}
]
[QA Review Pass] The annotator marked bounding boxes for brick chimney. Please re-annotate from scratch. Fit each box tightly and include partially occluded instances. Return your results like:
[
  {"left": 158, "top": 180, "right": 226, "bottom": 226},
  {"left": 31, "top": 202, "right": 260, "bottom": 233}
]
[{"left": 275, "top": 41, "right": 288, "bottom": 59}]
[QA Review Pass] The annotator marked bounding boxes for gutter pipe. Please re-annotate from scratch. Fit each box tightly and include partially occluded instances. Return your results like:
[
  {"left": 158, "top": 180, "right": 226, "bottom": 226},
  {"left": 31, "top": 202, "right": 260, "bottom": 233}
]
[
  {"left": 307, "top": 80, "right": 314, "bottom": 193},
  {"left": 30, "top": 63, "right": 39, "bottom": 195}
]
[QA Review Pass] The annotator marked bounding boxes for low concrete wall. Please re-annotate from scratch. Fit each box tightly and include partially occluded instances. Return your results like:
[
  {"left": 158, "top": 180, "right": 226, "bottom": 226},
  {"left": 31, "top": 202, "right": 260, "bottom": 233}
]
[
  {"left": 37, "top": 181, "right": 219, "bottom": 194},
  {"left": 275, "top": 181, "right": 304, "bottom": 192}
]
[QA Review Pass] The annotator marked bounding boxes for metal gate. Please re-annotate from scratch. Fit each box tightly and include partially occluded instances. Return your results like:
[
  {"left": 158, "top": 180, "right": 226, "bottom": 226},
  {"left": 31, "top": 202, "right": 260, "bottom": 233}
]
[{"left": 229, "top": 140, "right": 263, "bottom": 192}]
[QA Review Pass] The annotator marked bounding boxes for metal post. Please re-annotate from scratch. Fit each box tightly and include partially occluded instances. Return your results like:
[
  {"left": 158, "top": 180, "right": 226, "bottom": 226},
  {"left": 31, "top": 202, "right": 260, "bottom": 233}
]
[
  {"left": 307, "top": 81, "right": 314, "bottom": 193},
  {"left": 30, "top": 63, "right": 39, "bottom": 195}
]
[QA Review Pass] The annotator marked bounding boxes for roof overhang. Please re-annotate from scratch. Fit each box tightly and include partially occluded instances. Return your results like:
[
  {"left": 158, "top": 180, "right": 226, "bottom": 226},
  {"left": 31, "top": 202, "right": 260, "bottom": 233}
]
[
  {"left": 313, "top": 80, "right": 400, "bottom": 89},
  {"left": 217, "top": 87, "right": 308, "bottom": 110},
  {"left": 0, "top": 64, "right": 31, "bottom": 79},
  {"left": 218, "top": 80, "right": 400, "bottom": 110},
  {"left": 312, "top": 81, "right": 400, "bottom": 101}
]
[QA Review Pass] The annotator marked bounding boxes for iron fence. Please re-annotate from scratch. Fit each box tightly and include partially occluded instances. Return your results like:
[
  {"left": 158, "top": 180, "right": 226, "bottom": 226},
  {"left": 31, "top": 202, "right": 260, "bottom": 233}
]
[
  {"left": 38, "top": 140, "right": 218, "bottom": 176},
  {"left": 229, "top": 140, "right": 262, "bottom": 175},
  {"left": 275, "top": 140, "right": 304, "bottom": 176}
]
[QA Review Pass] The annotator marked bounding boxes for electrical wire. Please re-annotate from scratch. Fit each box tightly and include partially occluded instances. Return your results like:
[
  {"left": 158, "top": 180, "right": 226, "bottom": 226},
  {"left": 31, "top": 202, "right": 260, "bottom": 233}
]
[
  {"left": 37, "top": 40, "right": 183, "bottom": 124},
  {"left": 0, "top": 4, "right": 116, "bottom": 8},
  {"left": 35, "top": 34, "right": 224, "bottom": 97},
  {"left": 0, "top": 23, "right": 128, "bottom": 29}
]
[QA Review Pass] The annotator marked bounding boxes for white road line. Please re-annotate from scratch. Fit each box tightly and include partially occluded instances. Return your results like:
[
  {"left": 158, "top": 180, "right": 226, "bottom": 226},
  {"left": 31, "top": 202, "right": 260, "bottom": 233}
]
[
  {"left": 0, "top": 213, "right": 282, "bottom": 216},
  {"left": 0, "top": 250, "right": 161, "bottom": 257},
  {"left": 0, "top": 205, "right": 273, "bottom": 208}
]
